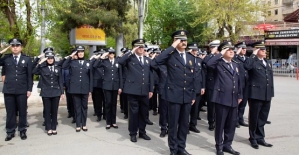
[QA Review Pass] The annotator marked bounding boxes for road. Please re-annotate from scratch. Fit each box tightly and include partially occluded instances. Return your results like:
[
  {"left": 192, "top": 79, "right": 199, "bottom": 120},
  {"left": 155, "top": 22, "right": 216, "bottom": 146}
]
[{"left": 0, "top": 77, "right": 298, "bottom": 155}]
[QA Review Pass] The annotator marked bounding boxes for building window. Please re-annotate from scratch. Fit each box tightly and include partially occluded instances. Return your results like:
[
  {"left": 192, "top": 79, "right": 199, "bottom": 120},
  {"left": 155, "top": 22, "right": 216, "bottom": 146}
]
[
  {"left": 268, "top": 11, "right": 272, "bottom": 16},
  {"left": 275, "top": 0, "right": 278, "bottom": 5},
  {"left": 275, "top": 9, "right": 278, "bottom": 15},
  {"left": 268, "top": 1, "right": 271, "bottom": 6}
]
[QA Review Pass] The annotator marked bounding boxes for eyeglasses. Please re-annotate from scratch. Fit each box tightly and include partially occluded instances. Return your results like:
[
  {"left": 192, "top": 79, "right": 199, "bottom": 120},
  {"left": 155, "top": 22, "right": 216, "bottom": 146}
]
[{"left": 11, "top": 44, "right": 21, "bottom": 47}]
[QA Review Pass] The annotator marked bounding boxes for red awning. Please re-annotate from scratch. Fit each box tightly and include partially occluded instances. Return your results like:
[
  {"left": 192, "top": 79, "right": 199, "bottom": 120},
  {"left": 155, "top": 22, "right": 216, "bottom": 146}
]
[
  {"left": 284, "top": 9, "right": 299, "bottom": 22},
  {"left": 265, "top": 38, "right": 299, "bottom": 45}
]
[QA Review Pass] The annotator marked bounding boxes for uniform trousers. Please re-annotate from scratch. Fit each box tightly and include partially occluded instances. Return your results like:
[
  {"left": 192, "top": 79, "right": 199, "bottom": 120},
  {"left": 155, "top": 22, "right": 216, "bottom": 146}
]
[
  {"left": 168, "top": 102, "right": 191, "bottom": 154},
  {"left": 189, "top": 94, "right": 201, "bottom": 127},
  {"left": 207, "top": 89, "right": 215, "bottom": 125},
  {"left": 238, "top": 85, "right": 248, "bottom": 122},
  {"left": 214, "top": 103, "right": 237, "bottom": 151},
  {"left": 73, "top": 94, "right": 88, "bottom": 127},
  {"left": 127, "top": 94, "right": 149, "bottom": 136},
  {"left": 158, "top": 95, "right": 168, "bottom": 131},
  {"left": 42, "top": 97, "right": 60, "bottom": 130},
  {"left": 150, "top": 87, "right": 158, "bottom": 112},
  {"left": 4, "top": 93, "right": 27, "bottom": 134},
  {"left": 92, "top": 87, "right": 105, "bottom": 118},
  {"left": 120, "top": 93, "right": 128, "bottom": 116},
  {"left": 65, "top": 86, "right": 75, "bottom": 118},
  {"left": 103, "top": 90, "right": 118, "bottom": 125},
  {"left": 248, "top": 99, "right": 271, "bottom": 143}
]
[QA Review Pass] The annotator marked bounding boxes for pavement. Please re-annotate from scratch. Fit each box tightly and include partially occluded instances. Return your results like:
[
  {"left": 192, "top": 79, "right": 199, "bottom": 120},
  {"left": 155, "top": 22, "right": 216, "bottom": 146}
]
[{"left": 0, "top": 77, "right": 298, "bottom": 155}]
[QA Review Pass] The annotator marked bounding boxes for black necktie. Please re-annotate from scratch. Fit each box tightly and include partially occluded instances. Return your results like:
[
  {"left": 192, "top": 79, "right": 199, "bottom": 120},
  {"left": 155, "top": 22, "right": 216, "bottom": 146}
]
[
  {"left": 241, "top": 56, "right": 245, "bottom": 61},
  {"left": 14, "top": 56, "right": 18, "bottom": 65},
  {"left": 227, "top": 62, "right": 234, "bottom": 74},
  {"left": 139, "top": 57, "right": 143, "bottom": 65},
  {"left": 50, "top": 66, "right": 53, "bottom": 73},
  {"left": 180, "top": 53, "right": 185, "bottom": 64},
  {"left": 110, "top": 60, "right": 113, "bottom": 65}
]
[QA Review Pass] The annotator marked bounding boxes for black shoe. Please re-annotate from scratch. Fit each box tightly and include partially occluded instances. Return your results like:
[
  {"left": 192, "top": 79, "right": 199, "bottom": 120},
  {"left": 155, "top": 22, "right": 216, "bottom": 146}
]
[
  {"left": 42, "top": 122, "right": 45, "bottom": 126},
  {"left": 121, "top": 109, "right": 124, "bottom": 113},
  {"left": 250, "top": 143, "right": 259, "bottom": 149},
  {"left": 257, "top": 140, "right": 273, "bottom": 147},
  {"left": 208, "top": 124, "right": 215, "bottom": 131},
  {"left": 106, "top": 125, "right": 111, "bottom": 130},
  {"left": 47, "top": 131, "right": 52, "bottom": 136},
  {"left": 160, "top": 130, "right": 167, "bottom": 138},
  {"left": 93, "top": 113, "right": 96, "bottom": 116},
  {"left": 130, "top": 135, "right": 137, "bottom": 142},
  {"left": 153, "top": 111, "right": 158, "bottom": 115},
  {"left": 82, "top": 127, "right": 88, "bottom": 132},
  {"left": 67, "top": 114, "right": 72, "bottom": 118},
  {"left": 20, "top": 132, "right": 27, "bottom": 140},
  {"left": 216, "top": 150, "right": 224, "bottom": 155},
  {"left": 71, "top": 119, "right": 76, "bottom": 124},
  {"left": 223, "top": 147, "right": 240, "bottom": 155},
  {"left": 236, "top": 122, "right": 240, "bottom": 128},
  {"left": 124, "top": 115, "right": 128, "bottom": 119},
  {"left": 197, "top": 116, "right": 201, "bottom": 120},
  {"left": 97, "top": 117, "right": 101, "bottom": 122},
  {"left": 139, "top": 134, "right": 151, "bottom": 140},
  {"left": 266, "top": 121, "right": 271, "bottom": 124},
  {"left": 52, "top": 131, "right": 57, "bottom": 135},
  {"left": 239, "top": 121, "right": 249, "bottom": 127},
  {"left": 5, "top": 134, "right": 15, "bottom": 141},
  {"left": 76, "top": 128, "right": 81, "bottom": 132},
  {"left": 112, "top": 125, "right": 118, "bottom": 129},
  {"left": 177, "top": 150, "right": 191, "bottom": 155},
  {"left": 200, "top": 108, "right": 206, "bottom": 112},
  {"left": 189, "top": 126, "right": 200, "bottom": 133},
  {"left": 146, "top": 119, "right": 153, "bottom": 125}
]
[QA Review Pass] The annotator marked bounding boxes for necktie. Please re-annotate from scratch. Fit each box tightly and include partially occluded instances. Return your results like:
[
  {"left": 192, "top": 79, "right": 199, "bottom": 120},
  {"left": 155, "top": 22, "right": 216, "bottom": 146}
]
[
  {"left": 110, "top": 60, "right": 113, "bottom": 65},
  {"left": 80, "top": 60, "right": 83, "bottom": 66},
  {"left": 50, "top": 66, "right": 53, "bottom": 73},
  {"left": 227, "top": 62, "right": 234, "bottom": 74},
  {"left": 139, "top": 57, "right": 143, "bottom": 65},
  {"left": 261, "top": 60, "right": 266, "bottom": 66},
  {"left": 14, "top": 56, "right": 18, "bottom": 65},
  {"left": 180, "top": 53, "right": 185, "bottom": 64},
  {"left": 241, "top": 56, "right": 245, "bottom": 61}
]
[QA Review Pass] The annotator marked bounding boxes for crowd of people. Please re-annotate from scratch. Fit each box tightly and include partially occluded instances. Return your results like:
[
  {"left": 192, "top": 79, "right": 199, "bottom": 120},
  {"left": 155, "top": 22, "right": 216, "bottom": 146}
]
[{"left": 0, "top": 30, "right": 274, "bottom": 155}]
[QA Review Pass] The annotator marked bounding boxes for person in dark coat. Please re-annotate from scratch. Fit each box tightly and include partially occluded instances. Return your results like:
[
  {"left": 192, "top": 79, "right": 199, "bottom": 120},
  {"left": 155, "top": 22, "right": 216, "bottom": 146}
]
[
  {"left": 0, "top": 38, "right": 33, "bottom": 141},
  {"left": 206, "top": 41, "right": 242, "bottom": 155},
  {"left": 203, "top": 40, "right": 220, "bottom": 131},
  {"left": 33, "top": 51, "right": 63, "bottom": 136},
  {"left": 233, "top": 42, "right": 249, "bottom": 128},
  {"left": 244, "top": 42, "right": 274, "bottom": 149},
  {"left": 93, "top": 47, "right": 123, "bottom": 129},
  {"left": 119, "top": 48, "right": 129, "bottom": 119},
  {"left": 118, "top": 39, "right": 154, "bottom": 143},
  {"left": 151, "top": 30, "right": 196, "bottom": 155},
  {"left": 187, "top": 43, "right": 205, "bottom": 134},
  {"left": 62, "top": 46, "right": 93, "bottom": 132}
]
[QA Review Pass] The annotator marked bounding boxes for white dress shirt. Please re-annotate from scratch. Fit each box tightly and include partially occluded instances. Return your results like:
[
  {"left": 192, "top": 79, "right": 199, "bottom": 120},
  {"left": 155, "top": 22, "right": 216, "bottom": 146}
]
[{"left": 177, "top": 49, "right": 186, "bottom": 64}]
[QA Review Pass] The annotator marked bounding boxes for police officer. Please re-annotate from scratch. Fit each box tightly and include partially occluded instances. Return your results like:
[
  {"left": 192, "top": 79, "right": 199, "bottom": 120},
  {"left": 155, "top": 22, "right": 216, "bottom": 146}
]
[
  {"left": 118, "top": 39, "right": 154, "bottom": 143},
  {"left": 203, "top": 40, "right": 220, "bottom": 131},
  {"left": 93, "top": 47, "right": 122, "bottom": 129},
  {"left": 33, "top": 51, "right": 64, "bottom": 135},
  {"left": 206, "top": 41, "right": 242, "bottom": 155},
  {"left": 90, "top": 49, "right": 106, "bottom": 122},
  {"left": 233, "top": 42, "right": 249, "bottom": 127},
  {"left": 187, "top": 43, "right": 205, "bottom": 134},
  {"left": 119, "top": 48, "right": 129, "bottom": 119},
  {"left": 244, "top": 42, "right": 274, "bottom": 149},
  {"left": 0, "top": 38, "right": 33, "bottom": 141},
  {"left": 62, "top": 46, "right": 93, "bottom": 132},
  {"left": 151, "top": 48, "right": 160, "bottom": 116},
  {"left": 151, "top": 30, "right": 195, "bottom": 155}
]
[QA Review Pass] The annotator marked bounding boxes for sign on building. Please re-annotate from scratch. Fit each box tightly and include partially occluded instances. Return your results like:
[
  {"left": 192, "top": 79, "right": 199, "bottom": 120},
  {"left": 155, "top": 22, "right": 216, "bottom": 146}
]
[{"left": 69, "top": 25, "right": 106, "bottom": 46}]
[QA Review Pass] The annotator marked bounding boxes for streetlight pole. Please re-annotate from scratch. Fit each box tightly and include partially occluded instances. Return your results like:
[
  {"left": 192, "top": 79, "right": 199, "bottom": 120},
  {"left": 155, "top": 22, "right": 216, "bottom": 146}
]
[
  {"left": 138, "top": 0, "right": 144, "bottom": 38},
  {"left": 40, "top": 0, "right": 46, "bottom": 54}
]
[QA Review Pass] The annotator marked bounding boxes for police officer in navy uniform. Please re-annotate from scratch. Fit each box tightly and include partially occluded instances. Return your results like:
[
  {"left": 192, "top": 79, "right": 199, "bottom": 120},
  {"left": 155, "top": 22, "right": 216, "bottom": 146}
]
[
  {"left": 151, "top": 30, "right": 196, "bottom": 155},
  {"left": 187, "top": 43, "right": 205, "bottom": 134},
  {"left": 90, "top": 49, "right": 106, "bottom": 122},
  {"left": 206, "top": 41, "right": 242, "bottom": 155},
  {"left": 118, "top": 39, "right": 154, "bottom": 143},
  {"left": 33, "top": 51, "right": 64, "bottom": 136},
  {"left": 233, "top": 42, "right": 249, "bottom": 127},
  {"left": 244, "top": 42, "right": 274, "bottom": 149},
  {"left": 0, "top": 38, "right": 33, "bottom": 141},
  {"left": 203, "top": 40, "right": 220, "bottom": 131},
  {"left": 93, "top": 47, "right": 123, "bottom": 129},
  {"left": 62, "top": 46, "right": 93, "bottom": 132},
  {"left": 119, "top": 48, "right": 129, "bottom": 119}
]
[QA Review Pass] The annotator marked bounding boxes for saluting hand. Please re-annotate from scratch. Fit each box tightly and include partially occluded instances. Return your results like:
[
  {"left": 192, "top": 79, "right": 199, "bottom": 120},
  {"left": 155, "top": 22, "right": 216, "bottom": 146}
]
[
  {"left": 89, "top": 55, "right": 96, "bottom": 60},
  {"left": 220, "top": 48, "right": 229, "bottom": 55},
  {"left": 38, "top": 57, "right": 48, "bottom": 65},
  {"left": 211, "top": 46, "right": 218, "bottom": 55},
  {"left": 191, "top": 100, "right": 195, "bottom": 105},
  {"left": 236, "top": 48, "right": 242, "bottom": 55},
  {"left": 171, "top": 39, "right": 181, "bottom": 48},
  {"left": 131, "top": 46, "right": 139, "bottom": 54},
  {"left": 253, "top": 48, "right": 259, "bottom": 55},
  {"left": 101, "top": 52, "right": 109, "bottom": 59},
  {"left": 149, "top": 92, "right": 153, "bottom": 99},
  {"left": 70, "top": 51, "right": 77, "bottom": 57},
  {"left": 38, "top": 53, "right": 45, "bottom": 59},
  {"left": 0, "top": 45, "right": 11, "bottom": 54}
]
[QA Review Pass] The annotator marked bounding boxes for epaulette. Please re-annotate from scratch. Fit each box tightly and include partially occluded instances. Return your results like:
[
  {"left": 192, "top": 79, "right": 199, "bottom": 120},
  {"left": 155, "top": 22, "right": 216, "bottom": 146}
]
[
  {"left": 169, "top": 51, "right": 174, "bottom": 54},
  {"left": 232, "top": 59, "right": 239, "bottom": 63}
]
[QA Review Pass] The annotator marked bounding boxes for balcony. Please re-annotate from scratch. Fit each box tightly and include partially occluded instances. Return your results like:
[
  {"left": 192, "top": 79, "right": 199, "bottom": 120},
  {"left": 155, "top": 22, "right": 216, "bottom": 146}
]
[
  {"left": 282, "top": 6, "right": 295, "bottom": 15},
  {"left": 283, "top": 0, "right": 294, "bottom": 5}
]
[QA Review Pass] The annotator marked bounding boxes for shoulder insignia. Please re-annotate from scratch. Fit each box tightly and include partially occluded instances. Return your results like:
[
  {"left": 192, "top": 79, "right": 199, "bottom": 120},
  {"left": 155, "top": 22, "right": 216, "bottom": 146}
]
[
  {"left": 232, "top": 59, "right": 239, "bottom": 63},
  {"left": 169, "top": 51, "right": 174, "bottom": 54}
]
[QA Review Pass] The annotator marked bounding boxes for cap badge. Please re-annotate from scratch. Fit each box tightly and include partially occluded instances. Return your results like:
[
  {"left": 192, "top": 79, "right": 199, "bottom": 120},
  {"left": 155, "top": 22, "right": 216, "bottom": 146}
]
[{"left": 181, "top": 31, "right": 185, "bottom": 35}]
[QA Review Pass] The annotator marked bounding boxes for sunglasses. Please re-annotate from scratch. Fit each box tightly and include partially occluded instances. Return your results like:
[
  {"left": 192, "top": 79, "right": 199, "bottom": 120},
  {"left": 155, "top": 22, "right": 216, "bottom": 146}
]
[{"left": 11, "top": 44, "right": 21, "bottom": 47}]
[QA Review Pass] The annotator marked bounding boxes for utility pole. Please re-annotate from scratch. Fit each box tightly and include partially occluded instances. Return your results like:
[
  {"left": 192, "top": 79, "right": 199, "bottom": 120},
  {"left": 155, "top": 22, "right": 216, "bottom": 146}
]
[
  {"left": 40, "top": 0, "right": 46, "bottom": 54},
  {"left": 138, "top": 0, "right": 145, "bottom": 38}
]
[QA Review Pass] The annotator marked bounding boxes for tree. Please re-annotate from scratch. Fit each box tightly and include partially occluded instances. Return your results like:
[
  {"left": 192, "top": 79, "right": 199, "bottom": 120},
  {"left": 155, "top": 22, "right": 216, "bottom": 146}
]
[{"left": 189, "top": 0, "right": 266, "bottom": 43}]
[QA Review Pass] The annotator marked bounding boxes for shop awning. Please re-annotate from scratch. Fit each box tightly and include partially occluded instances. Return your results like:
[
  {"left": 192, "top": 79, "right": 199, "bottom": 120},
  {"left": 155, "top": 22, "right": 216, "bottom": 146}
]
[
  {"left": 265, "top": 39, "right": 299, "bottom": 45},
  {"left": 284, "top": 9, "right": 299, "bottom": 22}
]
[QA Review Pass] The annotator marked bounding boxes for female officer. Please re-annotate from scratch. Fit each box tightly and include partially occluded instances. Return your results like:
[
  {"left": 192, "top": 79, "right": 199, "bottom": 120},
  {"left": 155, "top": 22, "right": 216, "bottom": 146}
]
[
  {"left": 94, "top": 47, "right": 122, "bottom": 129},
  {"left": 62, "top": 46, "right": 93, "bottom": 132},
  {"left": 33, "top": 50, "right": 63, "bottom": 136}
]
